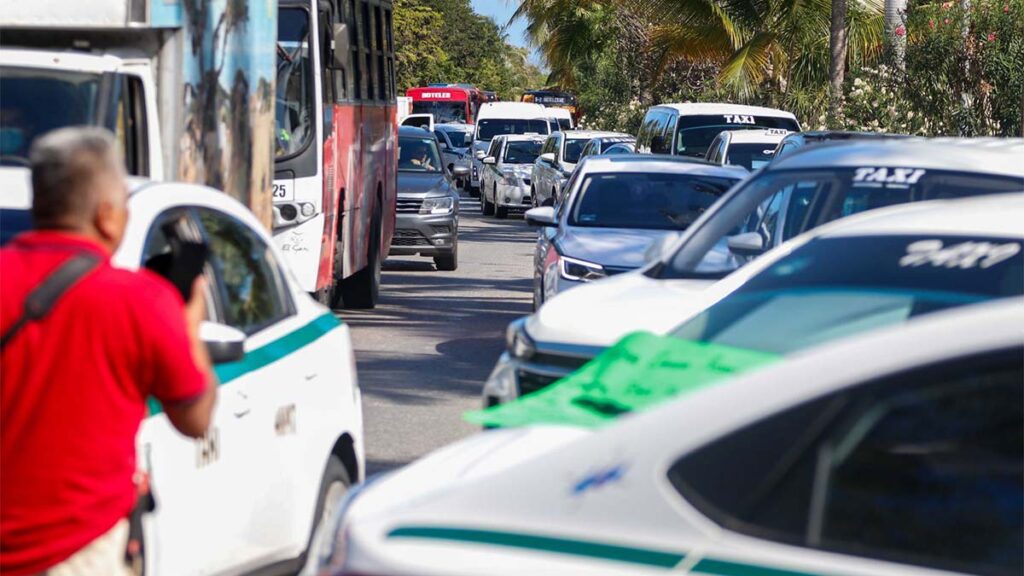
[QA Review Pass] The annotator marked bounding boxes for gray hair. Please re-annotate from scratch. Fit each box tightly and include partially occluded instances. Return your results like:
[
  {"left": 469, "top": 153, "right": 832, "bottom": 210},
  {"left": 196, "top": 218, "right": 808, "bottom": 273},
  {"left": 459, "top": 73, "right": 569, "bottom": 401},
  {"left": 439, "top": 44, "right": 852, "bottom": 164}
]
[{"left": 29, "top": 127, "right": 122, "bottom": 228}]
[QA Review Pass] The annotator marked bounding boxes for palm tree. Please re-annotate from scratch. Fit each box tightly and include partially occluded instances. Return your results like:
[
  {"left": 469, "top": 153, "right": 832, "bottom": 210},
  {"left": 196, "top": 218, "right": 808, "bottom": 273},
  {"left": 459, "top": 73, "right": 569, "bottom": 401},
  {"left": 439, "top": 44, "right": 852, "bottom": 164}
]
[
  {"left": 510, "top": 0, "right": 619, "bottom": 87},
  {"left": 830, "top": 0, "right": 848, "bottom": 115}
]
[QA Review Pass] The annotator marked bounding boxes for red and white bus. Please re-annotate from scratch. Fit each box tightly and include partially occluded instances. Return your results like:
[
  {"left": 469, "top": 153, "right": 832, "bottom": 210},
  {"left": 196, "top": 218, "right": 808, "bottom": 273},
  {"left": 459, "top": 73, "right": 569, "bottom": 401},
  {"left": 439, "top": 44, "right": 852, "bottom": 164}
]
[
  {"left": 273, "top": 0, "right": 397, "bottom": 308},
  {"left": 407, "top": 86, "right": 478, "bottom": 125}
]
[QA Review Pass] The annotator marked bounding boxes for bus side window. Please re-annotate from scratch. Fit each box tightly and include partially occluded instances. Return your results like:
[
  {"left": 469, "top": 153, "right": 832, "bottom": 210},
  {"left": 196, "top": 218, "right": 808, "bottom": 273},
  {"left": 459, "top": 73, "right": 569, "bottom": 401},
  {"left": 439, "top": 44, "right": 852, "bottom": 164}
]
[
  {"left": 348, "top": 0, "right": 362, "bottom": 100},
  {"left": 361, "top": 1, "right": 374, "bottom": 101}
]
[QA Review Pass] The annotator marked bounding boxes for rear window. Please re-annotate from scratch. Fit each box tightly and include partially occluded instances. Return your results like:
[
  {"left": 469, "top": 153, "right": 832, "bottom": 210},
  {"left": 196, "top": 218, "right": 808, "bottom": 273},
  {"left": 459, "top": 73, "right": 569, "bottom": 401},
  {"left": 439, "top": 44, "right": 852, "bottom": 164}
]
[
  {"left": 675, "top": 115, "right": 799, "bottom": 158},
  {"left": 726, "top": 143, "right": 778, "bottom": 170}
]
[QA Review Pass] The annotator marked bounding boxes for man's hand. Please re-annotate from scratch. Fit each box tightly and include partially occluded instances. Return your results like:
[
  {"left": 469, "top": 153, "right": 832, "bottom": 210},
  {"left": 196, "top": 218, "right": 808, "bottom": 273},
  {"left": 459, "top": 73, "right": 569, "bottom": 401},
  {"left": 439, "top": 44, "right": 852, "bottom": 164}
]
[{"left": 165, "top": 276, "right": 218, "bottom": 438}]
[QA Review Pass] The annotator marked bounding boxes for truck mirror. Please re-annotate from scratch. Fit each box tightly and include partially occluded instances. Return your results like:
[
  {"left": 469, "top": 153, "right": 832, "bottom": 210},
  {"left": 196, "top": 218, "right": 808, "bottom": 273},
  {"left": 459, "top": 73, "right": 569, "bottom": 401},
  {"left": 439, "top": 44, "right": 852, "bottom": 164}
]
[{"left": 332, "top": 23, "right": 350, "bottom": 68}]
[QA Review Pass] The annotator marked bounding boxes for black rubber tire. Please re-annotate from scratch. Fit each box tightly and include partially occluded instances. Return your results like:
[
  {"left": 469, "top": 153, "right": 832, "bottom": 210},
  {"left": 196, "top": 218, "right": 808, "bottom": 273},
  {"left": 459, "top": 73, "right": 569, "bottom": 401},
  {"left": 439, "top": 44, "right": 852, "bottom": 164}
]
[
  {"left": 299, "top": 457, "right": 351, "bottom": 573},
  {"left": 339, "top": 207, "right": 381, "bottom": 309},
  {"left": 482, "top": 186, "right": 496, "bottom": 216},
  {"left": 495, "top": 205, "right": 508, "bottom": 219},
  {"left": 434, "top": 241, "right": 458, "bottom": 271}
]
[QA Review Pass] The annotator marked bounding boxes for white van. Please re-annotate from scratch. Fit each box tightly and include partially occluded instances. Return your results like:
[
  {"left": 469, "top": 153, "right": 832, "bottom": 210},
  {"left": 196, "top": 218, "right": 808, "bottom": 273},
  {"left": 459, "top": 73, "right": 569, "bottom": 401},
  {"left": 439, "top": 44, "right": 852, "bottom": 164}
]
[
  {"left": 637, "top": 103, "right": 800, "bottom": 158},
  {"left": 470, "top": 102, "right": 551, "bottom": 194},
  {"left": 547, "top": 107, "right": 575, "bottom": 131}
]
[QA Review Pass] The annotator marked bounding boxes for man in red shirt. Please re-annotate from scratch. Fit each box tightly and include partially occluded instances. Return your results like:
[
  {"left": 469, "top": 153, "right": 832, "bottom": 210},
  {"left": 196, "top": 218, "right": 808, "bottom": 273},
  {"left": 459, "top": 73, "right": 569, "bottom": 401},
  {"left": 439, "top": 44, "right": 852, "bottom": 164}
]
[{"left": 1, "top": 127, "right": 217, "bottom": 575}]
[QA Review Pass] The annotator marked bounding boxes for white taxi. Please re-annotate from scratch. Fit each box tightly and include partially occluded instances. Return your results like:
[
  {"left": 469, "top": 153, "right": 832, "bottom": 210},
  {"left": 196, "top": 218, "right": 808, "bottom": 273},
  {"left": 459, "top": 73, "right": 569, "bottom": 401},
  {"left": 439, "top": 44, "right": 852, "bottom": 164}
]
[
  {"left": 704, "top": 128, "right": 791, "bottom": 170},
  {"left": 482, "top": 138, "right": 1024, "bottom": 406},
  {"left": 311, "top": 297, "right": 1024, "bottom": 576},
  {"left": 0, "top": 171, "right": 364, "bottom": 575},
  {"left": 479, "top": 134, "right": 547, "bottom": 218}
]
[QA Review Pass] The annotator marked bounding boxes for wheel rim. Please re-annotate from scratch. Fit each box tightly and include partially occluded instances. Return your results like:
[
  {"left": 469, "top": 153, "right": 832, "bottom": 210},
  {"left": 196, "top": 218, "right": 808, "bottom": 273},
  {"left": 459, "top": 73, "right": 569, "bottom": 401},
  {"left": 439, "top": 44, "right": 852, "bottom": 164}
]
[{"left": 307, "top": 480, "right": 348, "bottom": 565}]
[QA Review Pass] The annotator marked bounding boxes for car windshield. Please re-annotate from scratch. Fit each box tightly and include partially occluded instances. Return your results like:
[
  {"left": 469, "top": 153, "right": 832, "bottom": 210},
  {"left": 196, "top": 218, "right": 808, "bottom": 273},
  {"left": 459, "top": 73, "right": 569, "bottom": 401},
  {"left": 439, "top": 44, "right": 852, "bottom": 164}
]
[
  {"left": 412, "top": 101, "right": 467, "bottom": 124},
  {"left": 569, "top": 172, "right": 739, "bottom": 230},
  {"left": 601, "top": 139, "right": 634, "bottom": 152},
  {"left": 438, "top": 128, "right": 471, "bottom": 148},
  {"left": 604, "top": 143, "right": 635, "bottom": 154},
  {"left": 504, "top": 141, "right": 542, "bottom": 164},
  {"left": 563, "top": 138, "right": 589, "bottom": 163},
  {"left": 0, "top": 67, "right": 101, "bottom": 166},
  {"left": 657, "top": 168, "right": 1024, "bottom": 280},
  {"left": 0, "top": 208, "right": 32, "bottom": 246},
  {"left": 726, "top": 143, "right": 778, "bottom": 170},
  {"left": 275, "top": 8, "right": 314, "bottom": 158},
  {"left": 398, "top": 136, "right": 442, "bottom": 172},
  {"left": 477, "top": 119, "right": 549, "bottom": 142},
  {"left": 675, "top": 115, "right": 799, "bottom": 158},
  {"left": 671, "top": 235, "right": 1023, "bottom": 355}
]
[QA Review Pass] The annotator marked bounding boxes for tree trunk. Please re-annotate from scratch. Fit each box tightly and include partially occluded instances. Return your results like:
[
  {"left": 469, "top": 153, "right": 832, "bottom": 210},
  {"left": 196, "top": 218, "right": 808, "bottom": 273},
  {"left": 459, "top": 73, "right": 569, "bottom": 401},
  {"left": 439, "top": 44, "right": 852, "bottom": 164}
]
[{"left": 829, "top": 0, "right": 848, "bottom": 119}]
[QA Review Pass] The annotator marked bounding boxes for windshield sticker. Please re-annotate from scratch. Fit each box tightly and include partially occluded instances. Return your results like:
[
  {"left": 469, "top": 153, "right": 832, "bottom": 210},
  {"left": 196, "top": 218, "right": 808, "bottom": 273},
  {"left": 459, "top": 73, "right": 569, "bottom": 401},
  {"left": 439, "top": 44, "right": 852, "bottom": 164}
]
[
  {"left": 900, "top": 239, "right": 1022, "bottom": 269},
  {"left": 723, "top": 114, "right": 756, "bottom": 124},
  {"left": 852, "top": 167, "right": 927, "bottom": 188}
]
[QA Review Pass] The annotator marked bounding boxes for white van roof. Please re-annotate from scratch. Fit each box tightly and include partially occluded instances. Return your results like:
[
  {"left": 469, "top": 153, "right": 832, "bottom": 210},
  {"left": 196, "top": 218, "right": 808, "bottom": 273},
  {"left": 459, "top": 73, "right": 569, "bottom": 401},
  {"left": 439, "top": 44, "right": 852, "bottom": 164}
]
[
  {"left": 654, "top": 102, "right": 798, "bottom": 120},
  {"left": 546, "top": 107, "right": 572, "bottom": 119},
  {"left": 477, "top": 102, "right": 549, "bottom": 121}
]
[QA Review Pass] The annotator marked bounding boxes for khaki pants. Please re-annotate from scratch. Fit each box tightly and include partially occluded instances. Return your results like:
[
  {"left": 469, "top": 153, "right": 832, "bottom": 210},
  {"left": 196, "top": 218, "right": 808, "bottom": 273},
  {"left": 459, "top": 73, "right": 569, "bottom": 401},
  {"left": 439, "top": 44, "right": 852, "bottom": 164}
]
[{"left": 45, "top": 519, "right": 133, "bottom": 576}]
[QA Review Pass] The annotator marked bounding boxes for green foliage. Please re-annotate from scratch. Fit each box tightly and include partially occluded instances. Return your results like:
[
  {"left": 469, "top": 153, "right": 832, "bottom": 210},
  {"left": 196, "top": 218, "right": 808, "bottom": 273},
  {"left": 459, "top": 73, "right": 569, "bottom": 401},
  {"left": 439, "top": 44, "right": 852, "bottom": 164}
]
[{"left": 393, "top": 0, "right": 547, "bottom": 99}]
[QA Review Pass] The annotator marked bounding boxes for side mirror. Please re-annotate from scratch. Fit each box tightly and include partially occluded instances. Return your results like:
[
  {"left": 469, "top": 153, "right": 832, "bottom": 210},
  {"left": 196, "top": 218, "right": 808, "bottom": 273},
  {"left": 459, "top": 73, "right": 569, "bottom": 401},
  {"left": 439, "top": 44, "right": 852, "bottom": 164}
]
[
  {"left": 200, "top": 321, "right": 246, "bottom": 364},
  {"left": 482, "top": 156, "right": 496, "bottom": 165},
  {"left": 331, "top": 23, "right": 350, "bottom": 68},
  {"left": 525, "top": 206, "right": 558, "bottom": 227},
  {"left": 727, "top": 232, "right": 766, "bottom": 257},
  {"left": 539, "top": 152, "right": 555, "bottom": 165},
  {"left": 644, "top": 233, "right": 681, "bottom": 265},
  {"left": 452, "top": 165, "right": 470, "bottom": 178},
  {"left": 475, "top": 150, "right": 486, "bottom": 160}
]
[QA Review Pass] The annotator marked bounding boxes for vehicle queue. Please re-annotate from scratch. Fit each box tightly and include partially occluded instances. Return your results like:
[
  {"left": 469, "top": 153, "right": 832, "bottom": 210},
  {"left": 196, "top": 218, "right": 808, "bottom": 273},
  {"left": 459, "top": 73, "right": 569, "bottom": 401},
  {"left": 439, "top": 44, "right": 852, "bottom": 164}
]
[{"left": 2, "top": 45, "right": 1021, "bottom": 573}]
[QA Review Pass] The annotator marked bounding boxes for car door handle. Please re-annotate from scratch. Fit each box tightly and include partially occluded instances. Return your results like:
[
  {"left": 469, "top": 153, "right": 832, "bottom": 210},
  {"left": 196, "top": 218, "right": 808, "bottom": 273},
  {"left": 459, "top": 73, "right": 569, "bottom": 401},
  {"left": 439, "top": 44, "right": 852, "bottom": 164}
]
[{"left": 233, "top": 390, "right": 251, "bottom": 418}]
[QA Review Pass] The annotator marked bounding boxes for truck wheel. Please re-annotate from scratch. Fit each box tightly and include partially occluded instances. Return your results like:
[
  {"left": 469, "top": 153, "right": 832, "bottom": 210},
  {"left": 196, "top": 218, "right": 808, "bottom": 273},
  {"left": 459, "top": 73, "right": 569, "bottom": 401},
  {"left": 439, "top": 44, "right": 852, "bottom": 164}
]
[
  {"left": 300, "top": 457, "right": 351, "bottom": 573},
  {"left": 434, "top": 241, "right": 458, "bottom": 271},
  {"left": 340, "top": 207, "right": 381, "bottom": 309}
]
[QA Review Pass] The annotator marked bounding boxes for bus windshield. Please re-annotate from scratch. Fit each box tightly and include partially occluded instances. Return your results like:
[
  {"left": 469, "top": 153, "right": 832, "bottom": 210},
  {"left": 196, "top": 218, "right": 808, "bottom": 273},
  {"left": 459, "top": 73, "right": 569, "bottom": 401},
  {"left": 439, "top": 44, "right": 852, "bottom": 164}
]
[
  {"left": 675, "top": 115, "right": 799, "bottom": 158},
  {"left": 477, "top": 119, "right": 549, "bottom": 142},
  {"left": 412, "top": 101, "right": 467, "bottom": 124},
  {"left": 0, "top": 68, "right": 101, "bottom": 166},
  {"left": 275, "top": 8, "right": 314, "bottom": 159}
]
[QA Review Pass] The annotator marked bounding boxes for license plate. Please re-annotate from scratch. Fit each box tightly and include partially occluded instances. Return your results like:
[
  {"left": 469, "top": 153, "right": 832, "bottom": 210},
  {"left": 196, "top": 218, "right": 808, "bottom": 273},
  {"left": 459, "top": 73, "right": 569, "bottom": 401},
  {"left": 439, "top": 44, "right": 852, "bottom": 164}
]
[{"left": 272, "top": 180, "right": 294, "bottom": 202}]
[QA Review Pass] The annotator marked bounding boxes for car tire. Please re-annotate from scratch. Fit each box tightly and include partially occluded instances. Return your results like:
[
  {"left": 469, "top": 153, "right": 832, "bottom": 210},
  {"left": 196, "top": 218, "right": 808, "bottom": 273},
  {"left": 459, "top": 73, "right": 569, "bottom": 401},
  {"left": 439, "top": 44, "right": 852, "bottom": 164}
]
[
  {"left": 339, "top": 205, "right": 381, "bottom": 309},
  {"left": 434, "top": 241, "right": 458, "bottom": 271},
  {"left": 299, "top": 456, "right": 351, "bottom": 574},
  {"left": 483, "top": 186, "right": 496, "bottom": 216},
  {"left": 531, "top": 187, "right": 537, "bottom": 208}
]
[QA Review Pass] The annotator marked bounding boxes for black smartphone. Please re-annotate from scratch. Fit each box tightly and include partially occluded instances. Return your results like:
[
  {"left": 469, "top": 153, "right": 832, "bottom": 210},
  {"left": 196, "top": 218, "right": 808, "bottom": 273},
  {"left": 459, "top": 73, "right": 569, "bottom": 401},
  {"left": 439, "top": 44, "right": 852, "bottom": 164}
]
[{"left": 145, "top": 223, "right": 209, "bottom": 301}]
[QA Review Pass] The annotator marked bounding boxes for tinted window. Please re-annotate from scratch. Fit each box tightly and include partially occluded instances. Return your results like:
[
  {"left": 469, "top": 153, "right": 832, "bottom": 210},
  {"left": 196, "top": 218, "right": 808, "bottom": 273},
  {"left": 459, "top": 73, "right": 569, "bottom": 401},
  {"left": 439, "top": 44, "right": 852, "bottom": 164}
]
[
  {"left": 673, "top": 235, "right": 1022, "bottom": 355},
  {"left": 660, "top": 169, "right": 1024, "bottom": 280},
  {"left": 198, "top": 210, "right": 292, "bottom": 334},
  {"left": 725, "top": 142, "right": 777, "bottom": 170},
  {"left": 557, "top": 118, "right": 573, "bottom": 131},
  {"left": 504, "top": 141, "right": 542, "bottom": 164},
  {"left": 675, "top": 115, "right": 799, "bottom": 158},
  {"left": 669, "top": 349, "right": 1023, "bottom": 576},
  {"left": 0, "top": 209, "right": 32, "bottom": 246},
  {"left": 0, "top": 68, "right": 101, "bottom": 167},
  {"left": 477, "top": 119, "right": 549, "bottom": 142},
  {"left": 563, "top": 138, "right": 589, "bottom": 163},
  {"left": 276, "top": 8, "right": 314, "bottom": 158},
  {"left": 570, "top": 172, "right": 738, "bottom": 230},
  {"left": 398, "top": 136, "right": 442, "bottom": 172}
]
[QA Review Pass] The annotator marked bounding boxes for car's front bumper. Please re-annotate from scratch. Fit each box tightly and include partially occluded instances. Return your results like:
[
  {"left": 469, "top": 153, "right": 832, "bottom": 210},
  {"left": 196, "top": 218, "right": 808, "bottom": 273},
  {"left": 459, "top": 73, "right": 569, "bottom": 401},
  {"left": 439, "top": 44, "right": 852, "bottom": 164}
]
[
  {"left": 495, "top": 181, "right": 533, "bottom": 208},
  {"left": 389, "top": 212, "right": 458, "bottom": 257},
  {"left": 481, "top": 343, "right": 601, "bottom": 406}
]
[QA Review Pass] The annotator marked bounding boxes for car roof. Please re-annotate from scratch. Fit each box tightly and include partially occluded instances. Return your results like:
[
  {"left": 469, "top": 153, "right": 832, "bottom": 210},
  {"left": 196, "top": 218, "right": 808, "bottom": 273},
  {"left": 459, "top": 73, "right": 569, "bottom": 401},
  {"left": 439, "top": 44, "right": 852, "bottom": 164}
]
[
  {"left": 546, "top": 108, "right": 572, "bottom": 118},
  {"left": 721, "top": 129, "right": 792, "bottom": 144},
  {"left": 652, "top": 102, "right": 798, "bottom": 120},
  {"left": 398, "top": 126, "right": 435, "bottom": 138},
  {"left": 578, "top": 155, "right": 748, "bottom": 178},
  {"left": 476, "top": 102, "right": 548, "bottom": 120},
  {"left": 502, "top": 134, "right": 547, "bottom": 143},
  {"left": 784, "top": 130, "right": 911, "bottom": 144},
  {"left": 563, "top": 130, "right": 630, "bottom": 141},
  {"left": 813, "top": 193, "right": 1024, "bottom": 240},
  {"left": 770, "top": 138, "right": 1024, "bottom": 177}
]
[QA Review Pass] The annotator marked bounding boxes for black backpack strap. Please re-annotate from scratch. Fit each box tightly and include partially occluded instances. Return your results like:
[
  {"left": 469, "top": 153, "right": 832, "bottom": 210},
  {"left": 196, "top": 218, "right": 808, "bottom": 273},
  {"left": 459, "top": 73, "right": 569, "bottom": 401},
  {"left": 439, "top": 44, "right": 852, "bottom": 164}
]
[{"left": 1, "top": 253, "right": 101, "bottom": 349}]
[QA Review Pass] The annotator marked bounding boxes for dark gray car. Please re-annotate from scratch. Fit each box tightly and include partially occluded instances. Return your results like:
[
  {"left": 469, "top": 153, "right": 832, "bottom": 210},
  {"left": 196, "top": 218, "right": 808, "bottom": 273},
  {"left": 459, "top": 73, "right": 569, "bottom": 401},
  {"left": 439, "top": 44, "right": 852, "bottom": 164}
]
[{"left": 391, "top": 126, "right": 465, "bottom": 270}]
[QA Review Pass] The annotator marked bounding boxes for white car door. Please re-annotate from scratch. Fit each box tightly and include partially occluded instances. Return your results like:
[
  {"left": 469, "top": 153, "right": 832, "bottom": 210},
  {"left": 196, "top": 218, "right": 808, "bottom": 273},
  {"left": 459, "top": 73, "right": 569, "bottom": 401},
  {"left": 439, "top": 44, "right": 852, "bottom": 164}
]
[{"left": 669, "top": 349, "right": 1022, "bottom": 576}]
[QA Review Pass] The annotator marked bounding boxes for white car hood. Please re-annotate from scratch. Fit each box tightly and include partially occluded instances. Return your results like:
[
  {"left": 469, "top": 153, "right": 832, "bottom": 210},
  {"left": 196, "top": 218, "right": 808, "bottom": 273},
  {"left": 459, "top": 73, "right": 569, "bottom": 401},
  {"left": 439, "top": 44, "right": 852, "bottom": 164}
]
[{"left": 530, "top": 271, "right": 717, "bottom": 347}]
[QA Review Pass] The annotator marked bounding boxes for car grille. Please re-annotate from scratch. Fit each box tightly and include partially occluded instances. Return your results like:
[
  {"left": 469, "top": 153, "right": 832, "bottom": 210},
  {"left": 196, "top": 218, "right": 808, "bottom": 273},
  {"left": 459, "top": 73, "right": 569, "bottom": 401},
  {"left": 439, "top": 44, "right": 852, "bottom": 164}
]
[
  {"left": 431, "top": 225, "right": 451, "bottom": 235},
  {"left": 397, "top": 198, "right": 423, "bottom": 214},
  {"left": 392, "top": 230, "right": 432, "bottom": 246},
  {"left": 517, "top": 370, "right": 563, "bottom": 397}
]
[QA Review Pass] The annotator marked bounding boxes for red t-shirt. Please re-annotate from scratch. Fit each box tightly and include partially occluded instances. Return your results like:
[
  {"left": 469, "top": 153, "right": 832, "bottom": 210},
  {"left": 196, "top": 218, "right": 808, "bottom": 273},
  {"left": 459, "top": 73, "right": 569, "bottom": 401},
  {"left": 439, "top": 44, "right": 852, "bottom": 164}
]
[{"left": 1, "top": 231, "right": 207, "bottom": 575}]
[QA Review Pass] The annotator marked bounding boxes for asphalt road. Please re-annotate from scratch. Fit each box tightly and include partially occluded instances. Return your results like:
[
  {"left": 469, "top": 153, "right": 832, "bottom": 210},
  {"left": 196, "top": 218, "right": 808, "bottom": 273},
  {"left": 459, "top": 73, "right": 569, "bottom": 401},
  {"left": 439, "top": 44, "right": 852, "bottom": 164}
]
[{"left": 341, "top": 194, "right": 536, "bottom": 476}]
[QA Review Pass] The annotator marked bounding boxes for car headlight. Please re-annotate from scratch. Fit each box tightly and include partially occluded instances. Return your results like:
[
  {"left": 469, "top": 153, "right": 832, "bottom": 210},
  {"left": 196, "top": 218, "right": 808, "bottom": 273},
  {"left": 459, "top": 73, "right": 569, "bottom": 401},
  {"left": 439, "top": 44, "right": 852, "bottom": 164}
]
[
  {"left": 420, "top": 196, "right": 454, "bottom": 215},
  {"left": 505, "top": 318, "right": 535, "bottom": 360},
  {"left": 501, "top": 170, "right": 519, "bottom": 185},
  {"left": 560, "top": 256, "right": 607, "bottom": 282}
]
